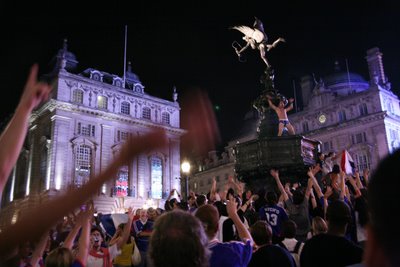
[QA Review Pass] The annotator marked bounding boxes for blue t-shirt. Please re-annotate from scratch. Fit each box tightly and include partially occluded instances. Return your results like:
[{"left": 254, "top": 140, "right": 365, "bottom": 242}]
[
  {"left": 208, "top": 239, "right": 253, "bottom": 267},
  {"left": 259, "top": 204, "right": 288, "bottom": 237}
]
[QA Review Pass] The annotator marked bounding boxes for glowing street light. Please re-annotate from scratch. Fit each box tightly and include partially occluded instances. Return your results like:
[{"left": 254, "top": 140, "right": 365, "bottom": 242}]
[{"left": 181, "top": 161, "right": 191, "bottom": 200}]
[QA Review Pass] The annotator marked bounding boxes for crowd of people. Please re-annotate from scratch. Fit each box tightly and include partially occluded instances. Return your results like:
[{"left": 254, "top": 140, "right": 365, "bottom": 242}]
[{"left": 0, "top": 64, "right": 399, "bottom": 267}]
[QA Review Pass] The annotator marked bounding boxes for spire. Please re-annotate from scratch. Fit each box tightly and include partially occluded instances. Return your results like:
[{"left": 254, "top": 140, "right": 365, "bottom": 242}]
[
  {"left": 366, "top": 47, "right": 388, "bottom": 88},
  {"left": 60, "top": 39, "right": 68, "bottom": 71}
]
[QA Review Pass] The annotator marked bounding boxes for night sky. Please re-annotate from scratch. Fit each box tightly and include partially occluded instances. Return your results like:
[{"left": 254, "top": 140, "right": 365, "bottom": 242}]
[{"left": 1, "top": 1, "right": 399, "bottom": 151}]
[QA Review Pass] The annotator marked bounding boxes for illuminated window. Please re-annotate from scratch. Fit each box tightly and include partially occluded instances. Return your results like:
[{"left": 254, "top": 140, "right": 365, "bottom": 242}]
[
  {"left": 97, "top": 96, "right": 108, "bottom": 110},
  {"left": 354, "top": 153, "right": 371, "bottom": 172},
  {"left": 150, "top": 156, "right": 163, "bottom": 199},
  {"left": 74, "top": 145, "right": 92, "bottom": 187},
  {"left": 77, "top": 123, "right": 95, "bottom": 137},
  {"left": 115, "top": 167, "right": 128, "bottom": 197}
]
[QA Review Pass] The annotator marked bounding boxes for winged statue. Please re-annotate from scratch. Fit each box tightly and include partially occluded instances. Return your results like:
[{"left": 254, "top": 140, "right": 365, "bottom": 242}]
[{"left": 231, "top": 17, "right": 285, "bottom": 68}]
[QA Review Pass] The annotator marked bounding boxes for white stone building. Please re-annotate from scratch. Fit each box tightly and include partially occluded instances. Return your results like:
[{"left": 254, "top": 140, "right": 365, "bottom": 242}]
[
  {"left": 290, "top": 47, "right": 399, "bottom": 172},
  {"left": 0, "top": 40, "right": 184, "bottom": 227}
]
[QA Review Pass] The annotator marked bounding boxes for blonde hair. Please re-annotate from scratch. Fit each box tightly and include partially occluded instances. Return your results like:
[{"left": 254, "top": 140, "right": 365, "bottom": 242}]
[
  {"left": 45, "top": 247, "right": 73, "bottom": 267},
  {"left": 312, "top": 216, "right": 328, "bottom": 236}
]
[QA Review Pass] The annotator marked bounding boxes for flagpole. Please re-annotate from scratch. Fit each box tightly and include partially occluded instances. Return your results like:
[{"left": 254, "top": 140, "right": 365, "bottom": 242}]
[
  {"left": 123, "top": 25, "right": 128, "bottom": 88},
  {"left": 292, "top": 79, "right": 298, "bottom": 112}
]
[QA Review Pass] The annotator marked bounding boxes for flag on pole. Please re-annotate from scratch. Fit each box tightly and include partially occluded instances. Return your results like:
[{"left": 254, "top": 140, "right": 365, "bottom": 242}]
[{"left": 340, "top": 150, "right": 355, "bottom": 175}]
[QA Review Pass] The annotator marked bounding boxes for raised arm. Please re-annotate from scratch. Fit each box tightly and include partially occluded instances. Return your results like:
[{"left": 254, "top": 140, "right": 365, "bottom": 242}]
[
  {"left": 0, "top": 129, "right": 167, "bottom": 257},
  {"left": 0, "top": 64, "right": 52, "bottom": 193},
  {"left": 267, "top": 98, "right": 278, "bottom": 111},
  {"left": 285, "top": 98, "right": 294, "bottom": 112},
  {"left": 308, "top": 166, "right": 324, "bottom": 199},
  {"left": 271, "top": 169, "right": 289, "bottom": 202},
  {"left": 75, "top": 201, "right": 94, "bottom": 265},
  {"left": 226, "top": 195, "right": 254, "bottom": 247}
]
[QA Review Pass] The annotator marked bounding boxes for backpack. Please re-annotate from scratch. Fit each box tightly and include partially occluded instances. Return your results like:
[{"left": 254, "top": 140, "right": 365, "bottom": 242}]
[{"left": 278, "top": 240, "right": 303, "bottom": 266}]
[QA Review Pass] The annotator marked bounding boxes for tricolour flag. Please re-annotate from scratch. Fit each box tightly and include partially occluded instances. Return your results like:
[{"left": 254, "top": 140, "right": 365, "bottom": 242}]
[{"left": 340, "top": 150, "right": 355, "bottom": 175}]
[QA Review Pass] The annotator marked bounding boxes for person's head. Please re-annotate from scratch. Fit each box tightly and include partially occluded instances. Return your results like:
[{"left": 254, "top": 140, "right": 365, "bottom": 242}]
[
  {"left": 195, "top": 204, "right": 219, "bottom": 239},
  {"left": 326, "top": 200, "right": 352, "bottom": 230},
  {"left": 45, "top": 247, "right": 73, "bottom": 267},
  {"left": 149, "top": 210, "right": 210, "bottom": 267},
  {"left": 147, "top": 207, "right": 157, "bottom": 220},
  {"left": 311, "top": 216, "right": 328, "bottom": 236},
  {"left": 196, "top": 194, "right": 208, "bottom": 207},
  {"left": 278, "top": 100, "right": 285, "bottom": 108},
  {"left": 90, "top": 226, "right": 104, "bottom": 250},
  {"left": 365, "top": 150, "right": 400, "bottom": 267},
  {"left": 332, "top": 164, "right": 341, "bottom": 174},
  {"left": 250, "top": 220, "right": 272, "bottom": 246},
  {"left": 139, "top": 208, "right": 148, "bottom": 222},
  {"left": 115, "top": 223, "right": 126, "bottom": 236},
  {"left": 281, "top": 220, "right": 297, "bottom": 239},
  {"left": 292, "top": 188, "right": 305, "bottom": 205},
  {"left": 266, "top": 191, "right": 278, "bottom": 205}
]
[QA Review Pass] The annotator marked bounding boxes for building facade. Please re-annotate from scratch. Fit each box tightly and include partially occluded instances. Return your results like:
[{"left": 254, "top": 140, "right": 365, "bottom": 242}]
[
  {"left": 290, "top": 47, "right": 400, "bottom": 172},
  {"left": 0, "top": 41, "right": 184, "bottom": 227},
  {"left": 190, "top": 47, "right": 399, "bottom": 194}
]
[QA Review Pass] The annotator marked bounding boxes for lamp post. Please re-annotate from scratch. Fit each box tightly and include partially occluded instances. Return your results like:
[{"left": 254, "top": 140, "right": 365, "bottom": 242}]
[{"left": 181, "top": 161, "right": 191, "bottom": 201}]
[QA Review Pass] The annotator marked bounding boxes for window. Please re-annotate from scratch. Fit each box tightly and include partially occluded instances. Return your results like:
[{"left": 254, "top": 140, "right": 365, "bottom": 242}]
[
  {"left": 359, "top": 103, "right": 368, "bottom": 116},
  {"left": 338, "top": 110, "right": 347, "bottom": 122},
  {"left": 121, "top": 101, "right": 130, "bottom": 115},
  {"left": 354, "top": 153, "right": 371, "bottom": 173},
  {"left": 387, "top": 101, "right": 394, "bottom": 114},
  {"left": 74, "top": 145, "right": 92, "bottom": 187},
  {"left": 40, "top": 148, "right": 48, "bottom": 190},
  {"left": 352, "top": 132, "right": 367, "bottom": 144},
  {"left": 117, "top": 130, "right": 129, "bottom": 142},
  {"left": 72, "top": 89, "right": 83, "bottom": 104},
  {"left": 97, "top": 95, "right": 108, "bottom": 110},
  {"left": 77, "top": 123, "right": 95, "bottom": 137},
  {"left": 142, "top": 107, "right": 151, "bottom": 120},
  {"left": 302, "top": 121, "right": 309, "bottom": 132},
  {"left": 115, "top": 167, "right": 128, "bottom": 197},
  {"left": 150, "top": 156, "right": 163, "bottom": 199},
  {"left": 162, "top": 112, "right": 170, "bottom": 125},
  {"left": 323, "top": 141, "right": 333, "bottom": 152}
]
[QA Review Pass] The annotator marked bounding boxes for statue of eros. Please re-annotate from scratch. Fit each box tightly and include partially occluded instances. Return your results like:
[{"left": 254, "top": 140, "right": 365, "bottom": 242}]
[{"left": 231, "top": 17, "right": 285, "bottom": 68}]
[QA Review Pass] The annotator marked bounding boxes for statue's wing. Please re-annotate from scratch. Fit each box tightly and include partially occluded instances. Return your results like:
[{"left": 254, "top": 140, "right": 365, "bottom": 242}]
[{"left": 231, "top": 25, "right": 265, "bottom": 43}]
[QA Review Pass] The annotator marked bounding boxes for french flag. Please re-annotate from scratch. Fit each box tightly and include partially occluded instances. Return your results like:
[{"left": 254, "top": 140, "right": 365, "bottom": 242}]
[{"left": 340, "top": 150, "right": 355, "bottom": 175}]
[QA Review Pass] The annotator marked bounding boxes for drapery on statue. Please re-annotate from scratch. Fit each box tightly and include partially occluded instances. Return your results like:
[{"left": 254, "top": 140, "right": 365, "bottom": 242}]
[{"left": 231, "top": 17, "right": 285, "bottom": 68}]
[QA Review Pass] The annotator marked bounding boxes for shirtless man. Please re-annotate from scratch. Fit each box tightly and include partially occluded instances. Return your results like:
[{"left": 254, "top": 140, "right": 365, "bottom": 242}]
[{"left": 267, "top": 97, "right": 295, "bottom": 136}]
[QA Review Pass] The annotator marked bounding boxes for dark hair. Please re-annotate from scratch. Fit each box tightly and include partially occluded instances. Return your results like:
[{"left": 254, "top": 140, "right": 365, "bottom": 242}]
[
  {"left": 281, "top": 220, "right": 297, "bottom": 238},
  {"left": 196, "top": 194, "right": 207, "bottom": 207},
  {"left": 250, "top": 220, "right": 272, "bottom": 246},
  {"left": 292, "top": 189, "right": 305, "bottom": 205},
  {"left": 149, "top": 210, "right": 210, "bottom": 267},
  {"left": 368, "top": 150, "right": 400, "bottom": 266},
  {"left": 90, "top": 226, "right": 105, "bottom": 240},
  {"left": 332, "top": 164, "right": 340, "bottom": 174},
  {"left": 326, "top": 200, "right": 352, "bottom": 226},
  {"left": 266, "top": 191, "right": 277, "bottom": 205},
  {"left": 195, "top": 204, "right": 219, "bottom": 238},
  {"left": 45, "top": 247, "right": 73, "bottom": 267}
]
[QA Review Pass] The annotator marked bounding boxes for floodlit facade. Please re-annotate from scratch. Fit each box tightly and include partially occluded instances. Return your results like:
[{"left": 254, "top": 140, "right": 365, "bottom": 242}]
[{"left": 0, "top": 41, "right": 184, "bottom": 227}]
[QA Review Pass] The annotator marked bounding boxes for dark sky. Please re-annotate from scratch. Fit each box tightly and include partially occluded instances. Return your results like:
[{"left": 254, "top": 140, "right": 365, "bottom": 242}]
[{"left": 1, "top": 1, "right": 399, "bottom": 150}]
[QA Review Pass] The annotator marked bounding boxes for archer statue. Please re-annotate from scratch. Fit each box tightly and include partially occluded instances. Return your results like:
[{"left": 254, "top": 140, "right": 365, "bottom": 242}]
[{"left": 230, "top": 17, "right": 285, "bottom": 68}]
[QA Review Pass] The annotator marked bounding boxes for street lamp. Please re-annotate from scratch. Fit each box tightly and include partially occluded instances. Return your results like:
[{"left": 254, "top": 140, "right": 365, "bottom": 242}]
[{"left": 181, "top": 161, "right": 191, "bottom": 201}]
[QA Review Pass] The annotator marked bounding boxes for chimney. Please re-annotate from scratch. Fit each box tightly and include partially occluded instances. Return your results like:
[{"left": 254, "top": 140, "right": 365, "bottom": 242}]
[{"left": 365, "top": 47, "right": 387, "bottom": 85}]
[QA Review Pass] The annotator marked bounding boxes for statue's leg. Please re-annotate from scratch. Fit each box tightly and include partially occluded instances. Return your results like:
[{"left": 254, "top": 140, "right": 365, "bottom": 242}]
[
  {"left": 287, "top": 124, "right": 295, "bottom": 135},
  {"left": 277, "top": 123, "right": 284, "bottom": 136}
]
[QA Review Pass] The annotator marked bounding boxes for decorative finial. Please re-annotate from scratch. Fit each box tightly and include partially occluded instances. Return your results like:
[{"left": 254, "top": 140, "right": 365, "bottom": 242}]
[
  {"left": 127, "top": 61, "right": 132, "bottom": 72},
  {"left": 172, "top": 86, "right": 178, "bottom": 102}
]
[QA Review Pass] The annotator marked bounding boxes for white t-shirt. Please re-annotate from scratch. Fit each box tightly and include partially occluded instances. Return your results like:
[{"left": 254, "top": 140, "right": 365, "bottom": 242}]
[{"left": 87, "top": 244, "right": 120, "bottom": 267}]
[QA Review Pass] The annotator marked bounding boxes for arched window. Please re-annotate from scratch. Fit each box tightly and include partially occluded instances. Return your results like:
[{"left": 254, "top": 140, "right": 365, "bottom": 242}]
[
  {"left": 354, "top": 152, "right": 371, "bottom": 173},
  {"left": 162, "top": 112, "right": 170, "bottom": 125},
  {"left": 150, "top": 156, "right": 163, "bottom": 199},
  {"left": 142, "top": 107, "right": 151, "bottom": 120},
  {"left": 121, "top": 101, "right": 130, "bottom": 115},
  {"left": 74, "top": 144, "right": 92, "bottom": 187},
  {"left": 72, "top": 89, "right": 83, "bottom": 104}
]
